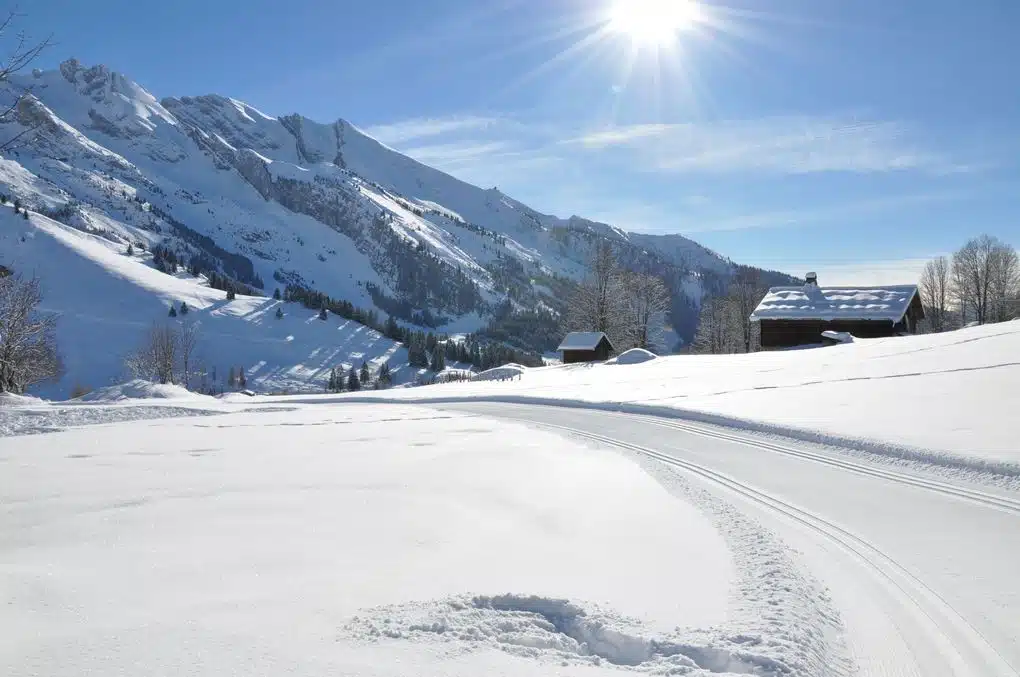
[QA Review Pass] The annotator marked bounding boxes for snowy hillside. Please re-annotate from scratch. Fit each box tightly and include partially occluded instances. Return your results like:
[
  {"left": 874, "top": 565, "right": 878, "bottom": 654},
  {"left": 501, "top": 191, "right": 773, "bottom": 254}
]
[
  {"left": 0, "top": 207, "right": 414, "bottom": 398},
  {"left": 0, "top": 58, "right": 794, "bottom": 395}
]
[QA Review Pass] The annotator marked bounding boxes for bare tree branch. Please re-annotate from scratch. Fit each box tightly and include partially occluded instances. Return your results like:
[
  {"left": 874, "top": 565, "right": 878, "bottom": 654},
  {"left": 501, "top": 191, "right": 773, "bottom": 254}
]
[
  {"left": 622, "top": 272, "right": 670, "bottom": 352},
  {"left": 564, "top": 241, "right": 630, "bottom": 349},
  {"left": 951, "top": 235, "right": 1018, "bottom": 325},
  {"left": 0, "top": 274, "right": 63, "bottom": 393},
  {"left": 920, "top": 256, "right": 951, "bottom": 332},
  {"left": 177, "top": 319, "right": 200, "bottom": 388},
  {"left": 125, "top": 324, "right": 178, "bottom": 385},
  {"left": 0, "top": 8, "right": 53, "bottom": 152}
]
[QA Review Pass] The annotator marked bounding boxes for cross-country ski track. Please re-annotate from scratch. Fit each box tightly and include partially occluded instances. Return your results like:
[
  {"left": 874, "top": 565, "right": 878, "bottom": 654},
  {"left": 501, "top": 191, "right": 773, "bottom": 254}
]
[{"left": 436, "top": 401, "right": 1020, "bottom": 677}]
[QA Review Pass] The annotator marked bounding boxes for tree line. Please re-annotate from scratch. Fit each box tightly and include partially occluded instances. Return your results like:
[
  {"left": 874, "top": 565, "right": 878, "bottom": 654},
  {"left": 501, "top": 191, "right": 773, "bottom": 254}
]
[
  {"left": 563, "top": 241, "right": 673, "bottom": 352},
  {"left": 919, "top": 235, "right": 1019, "bottom": 332},
  {"left": 689, "top": 269, "right": 769, "bottom": 354}
]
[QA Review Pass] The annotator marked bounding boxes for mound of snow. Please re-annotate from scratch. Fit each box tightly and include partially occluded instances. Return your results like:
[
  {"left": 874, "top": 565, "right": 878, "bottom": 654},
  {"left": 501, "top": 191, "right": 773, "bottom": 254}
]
[
  {"left": 821, "top": 331, "right": 854, "bottom": 344},
  {"left": 612, "top": 348, "right": 657, "bottom": 365},
  {"left": 77, "top": 379, "right": 211, "bottom": 403},
  {"left": 0, "top": 392, "right": 48, "bottom": 408},
  {"left": 472, "top": 363, "right": 526, "bottom": 381}
]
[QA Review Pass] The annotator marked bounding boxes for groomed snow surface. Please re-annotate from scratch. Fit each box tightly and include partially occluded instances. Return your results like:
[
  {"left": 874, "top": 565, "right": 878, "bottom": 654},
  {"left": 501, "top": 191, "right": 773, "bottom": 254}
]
[
  {"left": 347, "top": 321, "right": 1020, "bottom": 476},
  {"left": 0, "top": 402, "right": 834, "bottom": 677}
]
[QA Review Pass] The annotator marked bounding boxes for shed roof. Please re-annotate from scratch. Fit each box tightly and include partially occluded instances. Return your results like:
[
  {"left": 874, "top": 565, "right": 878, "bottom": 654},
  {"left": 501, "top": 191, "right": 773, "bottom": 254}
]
[
  {"left": 557, "top": 331, "right": 613, "bottom": 351},
  {"left": 750, "top": 285, "right": 920, "bottom": 323}
]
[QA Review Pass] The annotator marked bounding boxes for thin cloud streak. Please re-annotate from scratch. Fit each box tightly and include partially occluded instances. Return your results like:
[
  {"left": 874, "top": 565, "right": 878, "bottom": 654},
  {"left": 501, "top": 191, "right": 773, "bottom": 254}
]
[
  {"left": 400, "top": 140, "right": 518, "bottom": 165},
  {"left": 566, "top": 117, "right": 966, "bottom": 175},
  {"left": 678, "top": 191, "right": 970, "bottom": 234},
  {"left": 363, "top": 116, "right": 506, "bottom": 145},
  {"left": 772, "top": 258, "right": 938, "bottom": 286}
]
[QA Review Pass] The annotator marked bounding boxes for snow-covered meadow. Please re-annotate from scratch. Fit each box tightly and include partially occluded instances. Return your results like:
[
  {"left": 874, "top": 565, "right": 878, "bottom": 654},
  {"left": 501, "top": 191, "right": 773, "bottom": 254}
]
[
  {"left": 336, "top": 321, "right": 1020, "bottom": 472},
  {"left": 0, "top": 401, "right": 835, "bottom": 677}
]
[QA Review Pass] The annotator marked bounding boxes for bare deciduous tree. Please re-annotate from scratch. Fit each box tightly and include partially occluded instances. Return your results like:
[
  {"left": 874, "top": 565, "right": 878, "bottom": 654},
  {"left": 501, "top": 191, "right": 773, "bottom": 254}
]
[
  {"left": 920, "top": 255, "right": 952, "bottom": 332},
  {"left": 951, "top": 235, "right": 1017, "bottom": 325},
  {"left": 177, "top": 319, "right": 200, "bottom": 388},
  {"left": 728, "top": 270, "right": 767, "bottom": 353},
  {"left": 989, "top": 245, "right": 1020, "bottom": 322},
  {"left": 0, "top": 274, "right": 62, "bottom": 393},
  {"left": 565, "top": 241, "right": 629, "bottom": 348},
  {"left": 691, "top": 295, "right": 736, "bottom": 355},
  {"left": 0, "top": 9, "right": 54, "bottom": 152},
  {"left": 125, "top": 323, "right": 178, "bottom": 385},
  {"left": 622, "top": 272, "right": 670, "bottom": 352}
]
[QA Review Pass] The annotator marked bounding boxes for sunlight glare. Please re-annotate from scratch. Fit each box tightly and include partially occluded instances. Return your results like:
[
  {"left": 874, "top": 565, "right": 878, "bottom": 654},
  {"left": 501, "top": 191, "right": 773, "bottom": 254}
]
[{"left": 609, "top": 0, "right": 702, "bottom": 47}]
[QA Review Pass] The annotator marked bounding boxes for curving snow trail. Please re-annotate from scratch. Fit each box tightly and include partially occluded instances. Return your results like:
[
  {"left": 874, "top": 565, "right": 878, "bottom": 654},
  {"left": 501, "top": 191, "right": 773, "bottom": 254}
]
[{"left": 443, "top": 402, "right": 1020, "bottom": 677}]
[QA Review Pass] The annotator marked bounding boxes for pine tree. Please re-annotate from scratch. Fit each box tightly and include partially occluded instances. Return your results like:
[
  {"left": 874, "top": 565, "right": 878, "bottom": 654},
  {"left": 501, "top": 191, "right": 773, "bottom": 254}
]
[
  {"left": 347, "top": 368, "right": 361, "bottom": 392},
  {"left": 126, "top": 243, "right": 134, "bottom": 256},
  {"left": 359, "top": 360, "right": 370, "bottom": 385},
  {"left": 226, "top": 289, "right": 236, "bottom": 301},
  {"left": 336, "top": 367, "right": 346, "bottom": 392},
  {"left": 228, "top": 366, "right": 237, "bottom": 389},
  {"left": 22, "top": 210, "right": 28, "bottom": 220},
  {"left": 431, "top": 344, "right": 446, "bottom": 371},
  {"left": 168, "top": 304, "right": 177, "bottom": 317},
  {"left": 275, "top": 306, "right": 284, "bottom": 320},
  {"left": 327, "top": 367, "right": 337, "bottom": 393},
  {"left": 273, "top": 288, "right": 281, "bottom": 300},
  {"left": 179, "top": 301, "right": 189, "bottom": 315},
  {"left": 377, "top": 363, "right": 391, "bottom": 388},
  {"left": 238, "top": 367, "right": 247, "bottom": 389}
]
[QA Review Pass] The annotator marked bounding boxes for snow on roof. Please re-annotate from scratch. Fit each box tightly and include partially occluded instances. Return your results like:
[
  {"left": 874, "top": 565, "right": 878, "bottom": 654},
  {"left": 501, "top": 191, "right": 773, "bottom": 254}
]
[
  {"left": 750, "top": 285, "right": 920, "bottom": 323},
  {"left": 557, "top": 332, "right": 612, "bottom": 351}
]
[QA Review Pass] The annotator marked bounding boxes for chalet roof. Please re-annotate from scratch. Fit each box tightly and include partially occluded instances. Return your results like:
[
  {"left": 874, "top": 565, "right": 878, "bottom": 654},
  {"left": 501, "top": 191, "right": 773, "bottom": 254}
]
[
  {"left": 557, "top": 331, "right": 613, "bottom": 351},
  {"left": 750, "top": 284, "right": 920, "bottom": 323}
]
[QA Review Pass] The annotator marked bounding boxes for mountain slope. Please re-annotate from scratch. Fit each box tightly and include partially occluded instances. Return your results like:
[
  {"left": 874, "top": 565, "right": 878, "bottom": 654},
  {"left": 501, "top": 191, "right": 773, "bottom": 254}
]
[
  {"left": 0, "top": 58, "right": 795, "bottom": 396},
  {"left": 0, "top": 207, "right": 413, "bottom": 398}
]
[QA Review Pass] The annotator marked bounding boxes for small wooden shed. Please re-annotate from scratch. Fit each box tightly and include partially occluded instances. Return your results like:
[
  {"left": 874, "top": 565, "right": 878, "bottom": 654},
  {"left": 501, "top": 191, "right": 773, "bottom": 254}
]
[
  {"left": 557, "top": 332, "right": 615, "bottom": 364},
  {"left": 750, "top": 273, "right": 926, "bottom": 350}
]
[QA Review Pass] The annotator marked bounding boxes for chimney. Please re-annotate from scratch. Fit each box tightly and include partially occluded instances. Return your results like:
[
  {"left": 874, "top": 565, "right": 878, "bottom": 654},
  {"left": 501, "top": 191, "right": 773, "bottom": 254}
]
[{"left": 805, "top": 272, "right": 818, "bottom": 287}]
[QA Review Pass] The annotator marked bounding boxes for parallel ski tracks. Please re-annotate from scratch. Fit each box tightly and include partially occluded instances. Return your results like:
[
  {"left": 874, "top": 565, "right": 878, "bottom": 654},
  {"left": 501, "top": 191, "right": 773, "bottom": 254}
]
[
  {"left": 613, "top": 412, "right": 1020, "bottom": 517},
  {"left": 532, "top": 419, "right": 1020, "bottom": 677}
]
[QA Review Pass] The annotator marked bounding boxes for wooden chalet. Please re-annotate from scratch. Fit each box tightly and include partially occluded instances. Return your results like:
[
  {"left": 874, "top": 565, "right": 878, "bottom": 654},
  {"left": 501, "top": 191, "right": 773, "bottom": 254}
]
[
  {"left": 557, "top": 332, "right": 615, "bottom": 364},
  {"left": 750, "top": 272, "right": 925, "bottom": 350}
]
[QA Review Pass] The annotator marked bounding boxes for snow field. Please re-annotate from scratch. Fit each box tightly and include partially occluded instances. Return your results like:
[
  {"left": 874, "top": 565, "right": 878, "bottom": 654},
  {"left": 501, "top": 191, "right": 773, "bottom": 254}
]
[
  {"left": 337, "top": 321, "right": 1020, "bottom": 471},
  {"left": 1, "top": 403, "right": 755, "bottom": 677}
]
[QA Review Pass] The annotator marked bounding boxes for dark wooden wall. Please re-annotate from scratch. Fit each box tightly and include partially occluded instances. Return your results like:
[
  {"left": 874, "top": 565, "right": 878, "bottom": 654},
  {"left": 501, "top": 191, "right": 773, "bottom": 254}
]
[
  {"left": 562, "top": 338, "right": 613, "bottom": 363},
  {"left": 760, "top": 319, "right": 908, "bottom": 349}
]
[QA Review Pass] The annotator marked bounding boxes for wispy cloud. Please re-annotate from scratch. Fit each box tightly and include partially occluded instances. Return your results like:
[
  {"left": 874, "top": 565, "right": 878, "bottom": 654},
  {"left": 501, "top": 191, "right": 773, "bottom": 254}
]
[
  {"left": 363, "top": 116, "right": 505, "bottom": 146},
  {"left": 358, "top": 111, "right": 987, "bottom": 236},
  {"left": 566, "top": 117, "right": 967, "bottom": 176},
  {"left": 400, "top": 140, "right": 519, "bottom": 166},
  {"left": 774, "top": 258, "right": 939, "bottom": 286},
  {"left": 678, "top": 191, "right": 969, "bottom": 233}
]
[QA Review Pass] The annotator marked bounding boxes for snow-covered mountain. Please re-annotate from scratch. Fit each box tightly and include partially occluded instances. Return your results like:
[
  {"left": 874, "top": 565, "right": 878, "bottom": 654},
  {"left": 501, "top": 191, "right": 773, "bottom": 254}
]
[{"left": 0, "top": 59, "right": 792, "bottom": 396}]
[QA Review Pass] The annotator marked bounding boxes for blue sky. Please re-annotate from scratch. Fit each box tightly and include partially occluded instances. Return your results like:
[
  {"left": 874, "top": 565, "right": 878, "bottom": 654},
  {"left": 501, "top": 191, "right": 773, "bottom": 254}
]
[{"left": 24, "top": 0, "right": 1020, "bottom": 283}]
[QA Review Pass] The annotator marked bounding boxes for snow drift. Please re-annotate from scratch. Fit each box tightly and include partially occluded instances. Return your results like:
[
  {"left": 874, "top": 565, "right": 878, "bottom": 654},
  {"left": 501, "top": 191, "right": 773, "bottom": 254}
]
[
  {"left": 611, "top": 348, "right": 657, "bottom": 365},
  {"left": 76, "top": 379, "right": 210, "bottom": 402}
]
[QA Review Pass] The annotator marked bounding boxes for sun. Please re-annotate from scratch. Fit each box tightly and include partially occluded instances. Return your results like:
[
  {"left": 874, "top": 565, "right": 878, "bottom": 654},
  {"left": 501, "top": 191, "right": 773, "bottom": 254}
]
[{"left": 608, "top": 0, "right": 702, "bottom": 47}]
